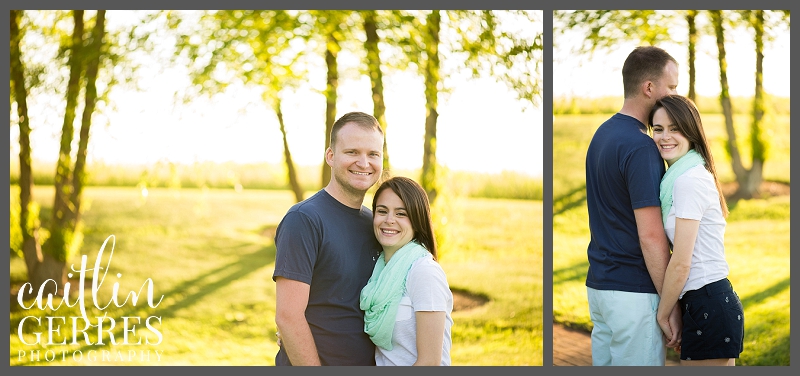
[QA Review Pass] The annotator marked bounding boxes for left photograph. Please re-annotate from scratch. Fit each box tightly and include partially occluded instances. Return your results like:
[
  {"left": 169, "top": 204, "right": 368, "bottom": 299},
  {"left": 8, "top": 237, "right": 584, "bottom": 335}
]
[{"left": 10, "top": 10, "right": 544, "bottom": 366}]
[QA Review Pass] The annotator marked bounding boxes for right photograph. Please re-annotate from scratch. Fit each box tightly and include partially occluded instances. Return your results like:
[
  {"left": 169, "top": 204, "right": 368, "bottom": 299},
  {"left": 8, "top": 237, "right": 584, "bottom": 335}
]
[{"left": 551, "top": 10, "right": 790, "bottom": 366}]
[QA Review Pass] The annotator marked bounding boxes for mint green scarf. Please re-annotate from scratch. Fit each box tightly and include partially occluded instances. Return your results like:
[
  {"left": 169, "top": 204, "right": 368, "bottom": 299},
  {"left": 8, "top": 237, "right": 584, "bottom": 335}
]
[
  {"left": 660, "top": 149, "right": 705, "bottom": 225},
  {"left": 360, "top": 240, "right": 430, "bottom": 350}
]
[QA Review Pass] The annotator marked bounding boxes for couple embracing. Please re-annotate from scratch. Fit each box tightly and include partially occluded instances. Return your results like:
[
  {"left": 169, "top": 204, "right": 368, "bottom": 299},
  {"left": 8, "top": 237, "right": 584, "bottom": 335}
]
[
  {"left": 272, "top": 112, "right": 453, "bottom": 366},
  {"left": 585, "top": 46, "right": 745, "bottom": 366}
]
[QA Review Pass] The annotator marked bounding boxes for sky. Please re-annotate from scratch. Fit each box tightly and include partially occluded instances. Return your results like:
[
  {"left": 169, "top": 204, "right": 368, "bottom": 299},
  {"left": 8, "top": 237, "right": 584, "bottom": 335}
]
[
  {"left": 9, "top": 10, "right": 543, "bottom": 178},
  {"left": 553, "top": 11, "right": 791, "bottom": 99}
]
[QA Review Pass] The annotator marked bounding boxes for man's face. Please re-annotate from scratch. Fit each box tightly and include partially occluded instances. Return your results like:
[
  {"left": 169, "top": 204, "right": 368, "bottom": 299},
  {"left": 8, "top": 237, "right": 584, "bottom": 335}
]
[
  {"left": 326, "top": 122, "right": 383, "bottom": 196},
  {"left": 652, "top": 61, "right": 679, "bottom": 100}
]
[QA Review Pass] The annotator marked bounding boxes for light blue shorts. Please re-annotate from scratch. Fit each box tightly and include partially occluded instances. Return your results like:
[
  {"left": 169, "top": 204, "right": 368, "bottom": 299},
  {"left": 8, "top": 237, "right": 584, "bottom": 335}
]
[{"left": 587, "top": 287, "right": 666, "bottom": 366}]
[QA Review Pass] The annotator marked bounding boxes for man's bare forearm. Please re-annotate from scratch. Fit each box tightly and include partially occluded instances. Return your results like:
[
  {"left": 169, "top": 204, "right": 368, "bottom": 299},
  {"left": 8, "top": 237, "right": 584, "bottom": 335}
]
[
  {"left": 277, "top": 317, "right": 321, "bottom": 366},
  {"left": 634, "top": 206, "right": 672, "bottom": 295}
]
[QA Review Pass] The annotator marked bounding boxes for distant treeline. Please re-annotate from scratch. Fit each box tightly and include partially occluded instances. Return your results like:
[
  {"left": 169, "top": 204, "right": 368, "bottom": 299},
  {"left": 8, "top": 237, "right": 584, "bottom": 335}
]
[
  {"left": 554, "top": 95, "right": 790, "bottom": 115},
  {"left": 9, "top": 160, "right": 543, "bottom": 201}
]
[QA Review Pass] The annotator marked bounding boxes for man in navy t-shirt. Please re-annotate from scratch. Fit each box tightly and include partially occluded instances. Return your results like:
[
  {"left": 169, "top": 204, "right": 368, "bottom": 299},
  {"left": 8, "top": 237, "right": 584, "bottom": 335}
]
[
  {"left": 273, "top": 112, "right": 384, "bottom": 365},
  {"left": 584, "top": 46, "right": 682, "bottom": 366}
]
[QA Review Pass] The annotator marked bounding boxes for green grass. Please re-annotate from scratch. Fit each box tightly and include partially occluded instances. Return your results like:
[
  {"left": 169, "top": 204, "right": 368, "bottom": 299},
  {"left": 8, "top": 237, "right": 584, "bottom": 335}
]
[
  {"left": 10, "top": 185, "right": 542, "bottom": 366},
  {"left": 552, "top": 113, "right": 790, "bottom": 366},
  {"left": 9, "top": 161, "right": 542, "bottom": 201},
  {"left": 554, "top": 94, "right": 790, "bottom": 117}
]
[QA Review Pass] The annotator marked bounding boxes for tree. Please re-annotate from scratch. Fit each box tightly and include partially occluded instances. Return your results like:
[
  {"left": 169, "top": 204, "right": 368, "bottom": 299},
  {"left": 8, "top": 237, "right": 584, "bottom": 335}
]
[
  {"left": 170, "top": 10, "right": 309, "bottom": 202},
  {"left": 418, "top": 10, "right": 543, "bottom": 203},
  {"left": 553, "top": 10, "right": 673, "bottom": 53},
  {"left": 420, "top": 10, "right": 442, "bottom": 203},
  {"left": 311, "top": 11, "right": 366, "bottom": 188},
  {"left": 10, "top": 9, "right": 45, "bottom": 288},
  {"left": 686, "top": 10, "right": 698, "bottom": 102},
  {"left": 11, "top": 10, "right": 107, "bottom": 295},
  {"left": 554, "top": 10, "right": 702, "bottom": 102},
  {"left": 719, "top": 10, "right": 790, "bottom": 200},
  {"left": 362, "top": 10, "right": 390, "bottom": 172},
  {"left": 11, "top": 10, "right": 153, "bottom": 294},
  {"left": 709, "top": 10, "right": 742, "bottom": 194}
]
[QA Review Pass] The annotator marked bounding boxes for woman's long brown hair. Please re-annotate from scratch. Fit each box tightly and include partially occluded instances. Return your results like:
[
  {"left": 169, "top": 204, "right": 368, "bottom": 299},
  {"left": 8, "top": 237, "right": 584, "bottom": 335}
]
[{"left": 649, "top": 94, "right": 729, "bottom": 217}]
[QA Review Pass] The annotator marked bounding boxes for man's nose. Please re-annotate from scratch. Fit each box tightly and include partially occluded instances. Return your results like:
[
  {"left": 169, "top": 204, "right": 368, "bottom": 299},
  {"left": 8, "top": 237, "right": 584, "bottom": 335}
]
[{"left": 357, "top": 155, "right": 370, "bottom": 169}]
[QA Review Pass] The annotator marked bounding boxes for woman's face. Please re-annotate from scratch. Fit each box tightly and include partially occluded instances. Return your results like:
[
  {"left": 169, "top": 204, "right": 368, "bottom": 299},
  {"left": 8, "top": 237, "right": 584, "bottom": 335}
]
[
  {"left": 651, "top": 107, "right": 691, "bottom": 166},
  {"left": 373, "top": 189, "right": 415, "bottom": 255}
]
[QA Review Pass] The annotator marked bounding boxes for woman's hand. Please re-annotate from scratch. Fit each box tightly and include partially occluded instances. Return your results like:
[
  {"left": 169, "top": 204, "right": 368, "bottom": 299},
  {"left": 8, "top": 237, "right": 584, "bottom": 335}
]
[
  {"left": 667, "top": 303, "right": 682, "bottom": 349},
  {"left": 658, "top": 303, "right": 682, "bottom": 349},
  {"left": 657, "top": 309, "right": 673, "bottom": 343}
]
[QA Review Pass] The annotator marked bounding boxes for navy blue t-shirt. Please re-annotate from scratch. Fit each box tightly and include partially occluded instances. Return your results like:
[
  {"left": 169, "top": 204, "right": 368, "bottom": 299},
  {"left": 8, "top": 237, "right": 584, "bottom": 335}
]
[
  {"left": 585, "top": 113, "right": 665, "bottom": 293},
  {"left": 272, "top": 189, "right": 381, "bottom": 365}
]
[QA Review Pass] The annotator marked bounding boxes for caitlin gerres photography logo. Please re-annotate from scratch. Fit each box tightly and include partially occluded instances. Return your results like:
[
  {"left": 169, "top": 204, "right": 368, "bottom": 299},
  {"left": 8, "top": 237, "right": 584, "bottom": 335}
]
[{"left": 15, "top": 235, "right": 165, "bottom": 364}]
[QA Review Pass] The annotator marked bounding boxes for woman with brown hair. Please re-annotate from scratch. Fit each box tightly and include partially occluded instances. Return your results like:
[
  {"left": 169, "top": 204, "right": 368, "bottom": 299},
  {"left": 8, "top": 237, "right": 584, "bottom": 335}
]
[
  {"left": 648, "top": 94, "right": 744, "bottom": 366},
  {"left": 359, "top": 176, "right": 453, "bottom": 366}
]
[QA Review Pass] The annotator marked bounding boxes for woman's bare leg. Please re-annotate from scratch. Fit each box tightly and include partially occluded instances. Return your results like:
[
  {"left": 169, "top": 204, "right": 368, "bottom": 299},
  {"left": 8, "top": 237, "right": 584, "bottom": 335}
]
[{"left": 680, "top": 358, "right": 735, "bottom": 366}]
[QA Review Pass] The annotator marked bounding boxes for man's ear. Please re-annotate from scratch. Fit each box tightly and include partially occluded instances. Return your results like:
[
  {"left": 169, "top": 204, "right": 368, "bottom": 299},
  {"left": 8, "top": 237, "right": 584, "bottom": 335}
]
[
  {"left": 642, "top": 80, "right": 654, "bottom": 99},
  {"left": 325, "top": 147, "right": 334, "bottom": 167}
]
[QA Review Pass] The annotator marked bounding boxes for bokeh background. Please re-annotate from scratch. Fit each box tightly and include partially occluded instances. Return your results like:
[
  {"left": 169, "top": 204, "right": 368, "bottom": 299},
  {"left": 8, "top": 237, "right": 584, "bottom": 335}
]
[
  {"left": 552, "top": 10, "right": 790, "bottom": 366},
  {"left": 9, "top": 10, "right": 543, "bottom": 365}
]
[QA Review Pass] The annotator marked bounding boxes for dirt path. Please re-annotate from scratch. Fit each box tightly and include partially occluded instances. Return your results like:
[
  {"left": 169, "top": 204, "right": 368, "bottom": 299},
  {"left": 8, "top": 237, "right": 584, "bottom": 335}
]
[{"left": 553, "top": 322, "right": 679, "bottom": 366}]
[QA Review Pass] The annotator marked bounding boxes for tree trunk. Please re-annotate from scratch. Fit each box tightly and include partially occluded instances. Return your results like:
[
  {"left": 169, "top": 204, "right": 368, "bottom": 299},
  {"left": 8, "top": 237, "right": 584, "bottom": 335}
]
[
  {"left": 421, "top": 10, "right": 441, "bottom": 204},
  {"left": 686, "top": 10, "right": 697, "bottom": 102},
  {"left": 41, "top": 10, "right": 86, "bottom": 295},
  {"left": 364, "top": 10, "right": 390, "bottom": 172},
  {"left": 738, "top": 10, "right": 766, "bottom": 199},
  {"left": 274, "top": 98, "right": 304, "bottom": 203},
  {"left": 11, "top": 9, "right": 45, "bottom": 280},
  {"left": 710, "top": 10, "right": 747, "bottom": 190},
  {"left": 71, "top": 10, "right": 106, "bottom": 225},
  {"left": 321, "top": 31, "right": 339, "bottom": 188}
]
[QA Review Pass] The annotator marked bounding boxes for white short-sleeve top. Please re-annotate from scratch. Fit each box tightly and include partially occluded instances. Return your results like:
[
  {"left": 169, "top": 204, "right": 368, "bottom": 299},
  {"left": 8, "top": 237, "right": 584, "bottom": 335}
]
[
  {"left": 374, "top": 256, "right": 454, "bottom": 366},
  {"left": 664, "top": 165, "right": 729, "bottom": 299}
]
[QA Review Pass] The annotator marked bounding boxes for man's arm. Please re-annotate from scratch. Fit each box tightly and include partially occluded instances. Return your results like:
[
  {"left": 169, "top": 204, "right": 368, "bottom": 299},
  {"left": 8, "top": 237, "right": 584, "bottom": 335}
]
[
  {"left": 657, "top": 218, "right": 699, "bottom": 347},
  {"left": 634, "top": 206, "right": 671, "bottom": 294},
  {"left": 275, "top": 277, "right": 321, "bottom": 366},
  {"left": 634, "top": 205, "right": 682, "bottom": 348}
]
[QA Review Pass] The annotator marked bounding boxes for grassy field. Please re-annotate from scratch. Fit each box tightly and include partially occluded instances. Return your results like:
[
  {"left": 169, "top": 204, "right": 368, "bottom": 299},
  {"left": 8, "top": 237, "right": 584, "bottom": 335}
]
[
  {"left": 8, "top": 161, "right": 543, "bottom": 201},
  {"left": 552, "top": 113, "right": 790, "bottom": 366},
  {"left": 9, "top": 185, "right": 542, "bottom": 366},
  {"left": 553, "top": 94, "right": 791, "bottom": 117}
]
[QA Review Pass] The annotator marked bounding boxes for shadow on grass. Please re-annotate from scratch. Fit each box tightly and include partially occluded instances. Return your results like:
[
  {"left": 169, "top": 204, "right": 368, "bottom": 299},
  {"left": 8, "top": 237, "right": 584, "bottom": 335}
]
[
  {"left": 553, "top": 260, "right": 589, "bottom": 285},
  {"left": 13, "top": 240, "right": 275, "bottom": 365},
  {"left": 553, "top": 184, "right": 586, "bottom": 217},
  {"left": 739, "top": 277, "right": 790, "bottom": 310},
  {"left": 741, "top": 310, "right": 791, "bottom": 366}
]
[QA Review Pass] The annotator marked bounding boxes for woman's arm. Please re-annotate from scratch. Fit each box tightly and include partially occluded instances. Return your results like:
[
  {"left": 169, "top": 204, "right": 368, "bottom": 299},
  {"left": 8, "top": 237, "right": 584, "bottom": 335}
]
[
  {"left": 413, "top": 311, "right": 446, "bottom": 366},
  {"left": 657, "top": 217, "right": 700, "bottom": 342}
]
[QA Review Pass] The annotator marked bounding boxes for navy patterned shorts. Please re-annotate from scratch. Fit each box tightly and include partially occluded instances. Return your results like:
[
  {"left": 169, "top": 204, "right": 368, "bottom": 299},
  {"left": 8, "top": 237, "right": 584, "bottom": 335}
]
[{"left": 678, "top": 278, "right": 745, "bottom": 360}]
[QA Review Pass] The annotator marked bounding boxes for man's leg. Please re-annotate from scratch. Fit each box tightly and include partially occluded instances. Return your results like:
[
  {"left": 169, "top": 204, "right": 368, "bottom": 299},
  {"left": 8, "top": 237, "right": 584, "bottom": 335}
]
[
  {"left": 588, "top": 288, "right": 666, "bottom": 366},
  {"left": 587, "top": 287, "right": 612, "bottom": 366}
]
